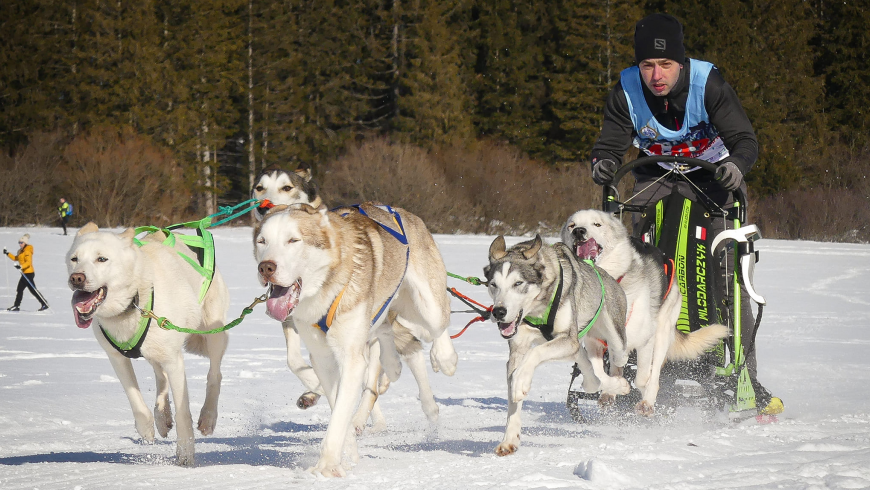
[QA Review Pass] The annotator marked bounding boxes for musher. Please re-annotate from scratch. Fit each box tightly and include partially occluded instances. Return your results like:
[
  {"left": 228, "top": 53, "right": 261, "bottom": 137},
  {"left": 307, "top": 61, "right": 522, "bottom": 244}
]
[{"left": 588, "top": 13, "right": 782, "bottom": 416}]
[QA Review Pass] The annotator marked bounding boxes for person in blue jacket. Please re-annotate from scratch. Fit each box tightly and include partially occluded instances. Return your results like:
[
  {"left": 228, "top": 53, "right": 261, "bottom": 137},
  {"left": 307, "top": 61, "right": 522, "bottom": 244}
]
[{"left": 589, "top": 13, "right": 782, "bottom": 416}]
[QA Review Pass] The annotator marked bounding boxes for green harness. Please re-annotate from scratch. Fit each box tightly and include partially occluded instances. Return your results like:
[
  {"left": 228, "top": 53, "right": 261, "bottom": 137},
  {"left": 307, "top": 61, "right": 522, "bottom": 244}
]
[
  {"left": 522, "top": 259, "right": 606, "bottom": 341},
  {"left": 133, "top": 216, "right": 216, "bottom": 303},
  {"left": 99, "top": 217, "right": 218, "bottom": 358}
]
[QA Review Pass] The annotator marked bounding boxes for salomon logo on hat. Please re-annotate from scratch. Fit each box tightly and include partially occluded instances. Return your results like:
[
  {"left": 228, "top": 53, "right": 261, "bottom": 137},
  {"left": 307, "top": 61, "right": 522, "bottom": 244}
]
[{"left": 635, "top": 13, "right": 685, "bottom": 63}]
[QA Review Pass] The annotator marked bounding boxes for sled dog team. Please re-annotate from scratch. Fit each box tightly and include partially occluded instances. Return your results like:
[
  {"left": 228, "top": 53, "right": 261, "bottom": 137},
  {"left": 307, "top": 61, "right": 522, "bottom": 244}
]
[{"left": 64, "top": 165, "right": 728, "bottom": 476}]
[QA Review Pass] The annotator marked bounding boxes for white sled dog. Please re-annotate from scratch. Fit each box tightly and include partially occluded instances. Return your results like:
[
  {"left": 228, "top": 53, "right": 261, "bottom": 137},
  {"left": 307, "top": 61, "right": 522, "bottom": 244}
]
[
  {"left": 561, "top": 209, "right": 729, "bottom": 415},
  {"left": 484, "top": 235, "right": 629, "bottom": 456},
  {"left": 66, "top": 223, "right": 229, "bottom": 466},
  {"left": 254, "top": 204, "right": 457, "bottom": 477},
  {"left": 251, "top": 164, "right": 450, "bottom": 433}
]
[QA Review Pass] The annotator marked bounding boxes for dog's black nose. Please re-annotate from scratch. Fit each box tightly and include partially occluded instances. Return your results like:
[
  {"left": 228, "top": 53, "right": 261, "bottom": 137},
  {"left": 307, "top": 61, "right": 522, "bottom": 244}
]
[
  {"left": 492, "top": 306, "right": 507, "bottom": 321},
  {"left": 69, "top": 273, "right": 86, "bottom": 289},
  {"left": 572, "top": 227, "right": 587, "bottom": 239},
  {"left": 258, "top": 260, "right": 277, "bottom": 281}
]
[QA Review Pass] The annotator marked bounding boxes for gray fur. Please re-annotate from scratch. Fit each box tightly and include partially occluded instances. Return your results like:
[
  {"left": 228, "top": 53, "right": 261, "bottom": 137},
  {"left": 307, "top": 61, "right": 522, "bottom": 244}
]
[{"left": 485, "top": 234, "right": 630, "bottom": 457}]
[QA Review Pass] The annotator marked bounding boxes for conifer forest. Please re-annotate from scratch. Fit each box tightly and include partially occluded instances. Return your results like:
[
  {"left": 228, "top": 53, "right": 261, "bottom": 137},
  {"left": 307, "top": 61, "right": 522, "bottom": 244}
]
[{"left": 1, "top": 1, "right": 868, "bottom": 240}]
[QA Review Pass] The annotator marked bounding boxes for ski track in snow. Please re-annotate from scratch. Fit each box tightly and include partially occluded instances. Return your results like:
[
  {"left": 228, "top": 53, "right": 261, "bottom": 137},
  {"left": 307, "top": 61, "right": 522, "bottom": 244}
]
[{"left": 1, "top": 228, "right": 869, "bottom": 489}]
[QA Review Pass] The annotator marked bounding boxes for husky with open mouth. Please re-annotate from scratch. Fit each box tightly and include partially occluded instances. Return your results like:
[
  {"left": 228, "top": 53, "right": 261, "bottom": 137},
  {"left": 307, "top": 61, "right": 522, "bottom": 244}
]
[
  {"left": 484, "top": 235, "right": 629, "bottom": 456},
  {"left": 561, "top": 209, "right": 729, "bottom": 415},
  {"left": 254, "top": 203, "right": 456, "bottom": 477},
  {"left": 65, "top": 223, "right": 229, "bottom": 467},
  {"left": 250, "top": 164, "right": 449, "bottom": 435}
]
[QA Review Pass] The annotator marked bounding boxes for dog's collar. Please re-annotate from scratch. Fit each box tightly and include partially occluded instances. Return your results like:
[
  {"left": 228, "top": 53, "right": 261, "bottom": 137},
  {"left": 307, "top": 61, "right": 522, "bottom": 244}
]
[
  {"left": 522, "top": 264, "right": 564, "bottom": 341},
  {"left": 100, "top": 289, "right": 154, "bottom": 359}
]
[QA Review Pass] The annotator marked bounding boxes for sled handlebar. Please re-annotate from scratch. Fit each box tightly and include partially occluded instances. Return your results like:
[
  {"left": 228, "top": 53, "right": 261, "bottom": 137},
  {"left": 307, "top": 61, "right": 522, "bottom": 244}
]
[{"left": 602, "top": 155, "right": 747, "bottom": 220}]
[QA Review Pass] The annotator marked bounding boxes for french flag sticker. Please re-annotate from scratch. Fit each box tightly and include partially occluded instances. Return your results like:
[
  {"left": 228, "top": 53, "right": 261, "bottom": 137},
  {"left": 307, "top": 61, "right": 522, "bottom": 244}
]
[{"left": 696, "top": 226, "right": 707, "bottom": 240}]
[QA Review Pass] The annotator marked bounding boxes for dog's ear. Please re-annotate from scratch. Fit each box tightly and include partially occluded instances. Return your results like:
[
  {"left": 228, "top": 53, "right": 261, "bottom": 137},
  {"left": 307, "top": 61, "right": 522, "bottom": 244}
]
[
  {"left": 294, "top": 203, "right": 321, "bottom": 215},
  {"left": 294, "top": 162, "right": 313, "bottom": 182},
  {"left": 489, "top": 235, "right": 507, "bottom": 261},
  {"left": 318, "top": 206, "right": 330, "bottom": 227},
  {"left": 522, "top": 234, "right": 543, "bottom": 260},
  {"left": 77, "top": 222, "right": 99, "bottom": 236},
  {"left": 118, "top": 228, "right": 136, "bottom": 245}
]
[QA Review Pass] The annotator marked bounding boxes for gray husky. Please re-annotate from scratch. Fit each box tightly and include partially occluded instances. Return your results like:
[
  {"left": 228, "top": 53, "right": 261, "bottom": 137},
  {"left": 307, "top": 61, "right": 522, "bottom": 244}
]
[
  {"left": 561, "top": 209, "right": 729, "bottom": 415},
  {"left": 484, "top": 235, "right": 629, "bottom": 456}
]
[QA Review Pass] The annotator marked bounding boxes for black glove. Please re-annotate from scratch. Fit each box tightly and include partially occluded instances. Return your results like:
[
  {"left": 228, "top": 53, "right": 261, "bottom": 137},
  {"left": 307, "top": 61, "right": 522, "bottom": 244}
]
[
  {"left": 2, "top": 248, "right": 7, "bottom": 255},
  {"left": 14, "top": 264, "right": 21, "bottom": 269},
  {"left": 714, "top": 161, "right": 743, "bottom": 191},
  {"left": 591, "top": 159, "right": 618, "bottom": 185}
]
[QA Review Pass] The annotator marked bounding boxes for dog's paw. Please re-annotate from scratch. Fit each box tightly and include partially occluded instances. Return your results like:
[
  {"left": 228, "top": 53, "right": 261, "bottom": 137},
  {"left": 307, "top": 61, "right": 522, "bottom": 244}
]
[
  {"left": 296, "top": 392, "right": 320, "bottom": 409},
  {"left": 310, "top": 461, "right": 346, "bottom": 478},
  {"left": 176, "top": 441, "right": 195, "bottom": 467},
  {"left": 197, "top": 407, "right": 217, "bottom": 436},
  {"left": 154, "top": 404, "right": 172, "bottom": 438},
  {"left": 495, "top": 439, "right": 519, "bottom": 457},
  {"left": 580, "top": 376, "right": 601, "bottom": 394},
  {"left": 616, "top": 376, "right": 631, "bottom": 395},
  {"left": 421, "top": 398, "right": 440, "bottom": 424},
  {"left": 598, "top": 393, "right": 616, "bottom": 408},
  {"left": 430, "top": 339, "right": 458, "bottom": 376},
  {"left": 635, "top": 400, "right": 655, "bottom": 417},
  {"left": 383, "top": 358, "right": 402, "bottom": 383},
  {"left": 602, "top": 376, "right": 631, "bottom": 396},
  {"left": 352, "top": 413, "right": 369, "bottom": 436},
  {"left": 509, "top": 367, "right": 533, "bottom": 403},
  {"left": 135, "top": 415, "right": 156, "bottom": 442},
  {"left": 377, "top": 372, "right": 391, "bottom": 395}
]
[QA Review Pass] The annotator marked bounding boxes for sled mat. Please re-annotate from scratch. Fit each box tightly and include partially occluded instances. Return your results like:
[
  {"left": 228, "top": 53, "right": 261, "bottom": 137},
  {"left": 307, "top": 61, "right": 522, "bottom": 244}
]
[{"left": 637, "top": 189, "right": 724, "bottom": 334}]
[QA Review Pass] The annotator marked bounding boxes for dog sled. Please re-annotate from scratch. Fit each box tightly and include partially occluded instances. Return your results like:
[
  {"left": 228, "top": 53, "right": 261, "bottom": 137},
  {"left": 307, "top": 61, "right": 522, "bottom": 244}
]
[{"left": 566, "top": 155, "right": 769, "bottom": 422}]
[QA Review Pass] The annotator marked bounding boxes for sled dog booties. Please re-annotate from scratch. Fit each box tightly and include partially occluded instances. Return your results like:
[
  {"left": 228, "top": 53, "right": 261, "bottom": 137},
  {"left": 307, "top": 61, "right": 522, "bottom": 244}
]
[
  {"left": 66, "top": 223, "right": 229, "bottom": 466},
  {"left": 254, "top": 204, "right": 456, "bottom": 477},
  {"left": 484, "top": 235, "right": 629, "bottom": 456}
]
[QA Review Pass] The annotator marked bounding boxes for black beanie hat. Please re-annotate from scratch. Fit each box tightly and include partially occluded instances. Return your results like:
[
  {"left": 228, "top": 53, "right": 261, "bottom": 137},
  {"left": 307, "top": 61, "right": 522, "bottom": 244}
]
[{"left": 634, "top": 13, "right": 685, "bottom": 64}]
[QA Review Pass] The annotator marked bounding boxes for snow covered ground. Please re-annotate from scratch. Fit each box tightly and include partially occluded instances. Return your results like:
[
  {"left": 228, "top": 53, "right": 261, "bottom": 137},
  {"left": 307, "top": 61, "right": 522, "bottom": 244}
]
[{"left": 1, "top": 225, "right": 869, "bottom": 489}]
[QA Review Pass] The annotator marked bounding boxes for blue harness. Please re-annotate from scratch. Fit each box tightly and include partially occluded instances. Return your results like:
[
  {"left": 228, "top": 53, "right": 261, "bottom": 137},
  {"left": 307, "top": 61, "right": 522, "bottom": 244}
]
[{"left": 314, "top": 204, "right": 410, "bottom": 333}]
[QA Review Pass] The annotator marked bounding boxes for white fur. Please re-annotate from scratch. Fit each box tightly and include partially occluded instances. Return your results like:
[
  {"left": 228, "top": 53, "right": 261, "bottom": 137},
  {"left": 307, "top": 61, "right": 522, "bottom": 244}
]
[
  {"left": 66, "top": 224, "right": 229, "bottom": 466},
  {"left": 254, "top": 206, "right": 455, "bottom": 477},
  {"left": 251, "top": 167, "right": 445, "bottom": 434},
  {"left": 485, "top": 236, "right": 629, "bottom": 456},
  {"left": 561, "top": 210, "right": 729, "bottom": 415}
]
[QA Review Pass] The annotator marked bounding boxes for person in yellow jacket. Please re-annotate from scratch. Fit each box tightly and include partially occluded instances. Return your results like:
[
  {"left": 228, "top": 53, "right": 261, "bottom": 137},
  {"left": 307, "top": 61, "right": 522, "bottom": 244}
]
[{"left": 4, "top": 234, "right": 48, "bottom": 311}]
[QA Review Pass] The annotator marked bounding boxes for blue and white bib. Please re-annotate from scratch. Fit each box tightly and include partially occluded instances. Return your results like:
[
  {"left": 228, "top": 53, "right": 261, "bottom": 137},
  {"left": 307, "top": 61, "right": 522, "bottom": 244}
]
[{"left": 621, "top": 59, "right": 729, "bottom": 171}]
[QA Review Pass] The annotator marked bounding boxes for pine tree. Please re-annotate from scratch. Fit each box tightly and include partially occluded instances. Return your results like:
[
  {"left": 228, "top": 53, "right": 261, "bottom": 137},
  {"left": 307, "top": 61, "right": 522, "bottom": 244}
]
[
  {"left": 813, "top": 0, "right": 870, "bottom": 147},
  {"left": 391, "top": 0, "right": 476, "bottom": 147},
  {"left": 159, "top": 0, "right": 246, "bottom": 213},
  {"left": 548, "top": 0, "right": 642, "bottom": 162},
  {"left": 664, "top": 0, "right": 824, "bottom": 195},
  {"left": 470, "top": 0, "right": 551, "bottom": 157}
]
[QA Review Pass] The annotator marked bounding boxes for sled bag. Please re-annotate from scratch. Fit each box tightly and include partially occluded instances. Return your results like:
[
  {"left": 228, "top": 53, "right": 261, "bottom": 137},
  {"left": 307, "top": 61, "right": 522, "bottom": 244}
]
[{"left": 638, "top": 190, "right": 723, "bottom": 333}]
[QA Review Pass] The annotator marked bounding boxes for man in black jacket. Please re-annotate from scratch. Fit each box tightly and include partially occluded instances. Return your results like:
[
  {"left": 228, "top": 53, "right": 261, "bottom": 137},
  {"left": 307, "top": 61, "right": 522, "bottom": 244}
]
[{"left": 589, "top": 13, "right": 782, "bottom": 416}]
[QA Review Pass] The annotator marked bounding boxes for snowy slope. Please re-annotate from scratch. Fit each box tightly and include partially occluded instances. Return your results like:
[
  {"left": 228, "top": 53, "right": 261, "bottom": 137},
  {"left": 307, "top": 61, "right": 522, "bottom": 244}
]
[{"left": 1, "top": 226, "right": 869, "bottom": 489}]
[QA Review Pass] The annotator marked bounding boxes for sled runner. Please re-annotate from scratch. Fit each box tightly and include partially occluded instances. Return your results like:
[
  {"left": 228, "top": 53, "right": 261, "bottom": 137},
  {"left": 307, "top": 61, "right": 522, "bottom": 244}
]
[{"left": 567, "top": 155, "right": 769, "bottom": 422}]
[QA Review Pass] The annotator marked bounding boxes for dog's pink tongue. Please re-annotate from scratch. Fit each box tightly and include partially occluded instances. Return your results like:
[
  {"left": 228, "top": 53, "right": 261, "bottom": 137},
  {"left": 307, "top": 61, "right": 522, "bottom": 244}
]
[
  {"left": 265, "top": 280, "right": 301, "bottom": 322},
  {"left": 71, "top": 290, "right": 100, "bottom": 329},
  {"left": 575, "top": 238, "right": 600, "bottom": 261},
  {"left": 498, "top": 321, "right": 518, "bottom": 338}
]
